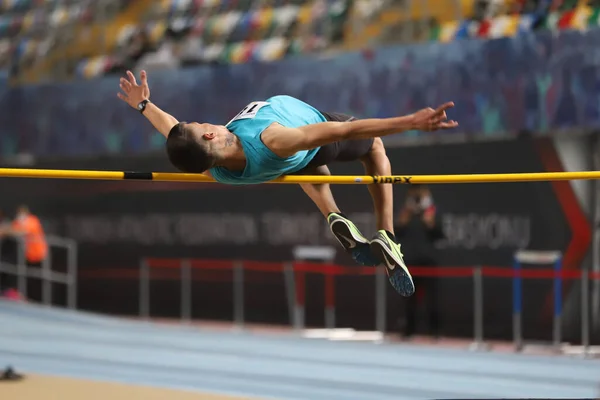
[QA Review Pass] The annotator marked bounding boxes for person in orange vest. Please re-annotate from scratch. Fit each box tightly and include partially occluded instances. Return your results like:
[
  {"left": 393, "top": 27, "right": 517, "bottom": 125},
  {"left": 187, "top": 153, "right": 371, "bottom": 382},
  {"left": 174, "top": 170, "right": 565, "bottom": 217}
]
[
  {"left": 10, "top": 206, "right": 48, "bottom": 267},
  {"left": 0, "top": 206, "right": 48, "bottom": 300}
]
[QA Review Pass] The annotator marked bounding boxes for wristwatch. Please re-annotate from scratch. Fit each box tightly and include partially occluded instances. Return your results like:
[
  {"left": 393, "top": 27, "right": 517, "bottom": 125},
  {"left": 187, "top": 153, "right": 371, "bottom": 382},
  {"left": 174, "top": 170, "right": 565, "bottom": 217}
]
[{"left": 137, "top": 99, "right": 150, "bottom": 114}]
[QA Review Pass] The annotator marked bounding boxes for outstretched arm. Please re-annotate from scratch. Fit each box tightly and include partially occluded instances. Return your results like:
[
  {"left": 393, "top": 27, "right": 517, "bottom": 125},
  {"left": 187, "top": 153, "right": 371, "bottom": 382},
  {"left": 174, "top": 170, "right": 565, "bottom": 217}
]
[
  {"left": 262, "top": 103, "right": 458, "bottom": 157},
  {"left": 117, "top": 70, "right": 213, "bottom": 177},
  {"left": 140, "top": 103, "right": 179, "bottom": 138},
  {"left": 117, "top": 70, "right": 178, "bottom": 138}
]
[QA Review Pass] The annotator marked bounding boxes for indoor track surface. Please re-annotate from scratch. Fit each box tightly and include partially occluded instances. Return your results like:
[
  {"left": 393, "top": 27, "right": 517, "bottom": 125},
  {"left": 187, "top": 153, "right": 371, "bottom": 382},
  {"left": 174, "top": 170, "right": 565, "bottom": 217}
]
[{"left": 0, "top": 300, "right": 598, "bottom": 400}]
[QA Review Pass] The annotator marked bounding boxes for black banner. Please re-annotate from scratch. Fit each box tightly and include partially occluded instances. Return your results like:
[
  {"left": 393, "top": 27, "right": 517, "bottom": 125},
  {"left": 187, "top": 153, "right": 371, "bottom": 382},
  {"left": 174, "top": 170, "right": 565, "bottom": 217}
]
[{"left": 0, "top": 137, "right": 584, "bottom": 340}]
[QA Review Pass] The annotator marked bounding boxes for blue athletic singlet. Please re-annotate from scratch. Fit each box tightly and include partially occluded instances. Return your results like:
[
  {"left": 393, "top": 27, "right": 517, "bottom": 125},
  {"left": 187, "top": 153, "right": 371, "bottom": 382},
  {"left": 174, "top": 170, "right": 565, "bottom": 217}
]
[{"left": 209, "top": 95, "right": 326, "bottom": 185}]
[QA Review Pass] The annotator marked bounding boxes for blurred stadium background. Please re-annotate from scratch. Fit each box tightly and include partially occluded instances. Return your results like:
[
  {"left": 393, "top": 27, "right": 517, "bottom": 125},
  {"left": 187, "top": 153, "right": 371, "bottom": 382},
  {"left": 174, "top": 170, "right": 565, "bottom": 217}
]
[{"left": 0, "top": 0, "right": 600, "bottom": 398}]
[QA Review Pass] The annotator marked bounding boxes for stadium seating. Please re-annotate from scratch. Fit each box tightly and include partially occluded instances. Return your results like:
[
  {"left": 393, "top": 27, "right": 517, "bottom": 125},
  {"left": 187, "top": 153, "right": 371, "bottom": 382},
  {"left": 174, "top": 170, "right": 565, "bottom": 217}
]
[
  {"left": 433, "top": 0, "right": 597, "bottom": 42},
  {"left": 2, "top": 0, "right": 600, "bottom": 83},
  {"left": 0, "top": 0, "right": 138, "bottom": 82},
  {"left": 0, "top": 0, "right": 353, "bottom": 81}
]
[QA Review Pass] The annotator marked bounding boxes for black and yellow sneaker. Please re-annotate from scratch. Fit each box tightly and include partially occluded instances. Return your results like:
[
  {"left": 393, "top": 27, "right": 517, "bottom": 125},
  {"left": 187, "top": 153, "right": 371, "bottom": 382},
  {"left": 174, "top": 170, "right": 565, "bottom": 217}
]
[
  {"left": 327, "top": 213, "right": 380, "bottom": 267},
  {"left": 370, "top": 230, "right": 415, "bottom": 296}
]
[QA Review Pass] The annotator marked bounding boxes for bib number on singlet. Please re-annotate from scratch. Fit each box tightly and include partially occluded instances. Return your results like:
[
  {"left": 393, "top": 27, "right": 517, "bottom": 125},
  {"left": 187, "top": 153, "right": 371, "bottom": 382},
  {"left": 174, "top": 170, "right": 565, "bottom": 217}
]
[{"left": 226, "top": 101, "right": 270, "bottom": 126}]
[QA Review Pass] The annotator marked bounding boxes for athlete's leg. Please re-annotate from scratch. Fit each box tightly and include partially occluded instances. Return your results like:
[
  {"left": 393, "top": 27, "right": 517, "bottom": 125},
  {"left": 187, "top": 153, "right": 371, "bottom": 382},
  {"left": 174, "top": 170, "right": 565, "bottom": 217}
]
[
  {"left": 359, "top": 137, "right": 394, "bottom": 233},
  {"left": 298, "top": 165, "right": 379, "bottom": 266},
  {"left": 298, "top": 165, "right": 340, "bottom": 217},
  {"left": 311, "top": 109, "right": 414, "bottom": 296},
  {"left": 361, "top": 138, "right": 415, "bottom": 297}
]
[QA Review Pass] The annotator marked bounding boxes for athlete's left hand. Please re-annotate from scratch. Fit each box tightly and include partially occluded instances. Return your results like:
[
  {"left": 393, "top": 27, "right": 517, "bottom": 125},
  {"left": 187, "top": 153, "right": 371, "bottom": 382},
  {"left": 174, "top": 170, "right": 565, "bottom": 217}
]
[
  {"left": 117, "top": 70, "right": 150, "bottom": 109},
  {"left": 410, "top": 102, "right": 458, "bottom": 132}
]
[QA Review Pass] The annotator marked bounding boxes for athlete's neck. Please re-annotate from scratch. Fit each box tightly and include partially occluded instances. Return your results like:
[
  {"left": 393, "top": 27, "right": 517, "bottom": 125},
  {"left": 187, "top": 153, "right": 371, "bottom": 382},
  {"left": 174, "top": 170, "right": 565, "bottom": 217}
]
[{"left": 216, "top": 132, "right": 246, "bottom": 171}]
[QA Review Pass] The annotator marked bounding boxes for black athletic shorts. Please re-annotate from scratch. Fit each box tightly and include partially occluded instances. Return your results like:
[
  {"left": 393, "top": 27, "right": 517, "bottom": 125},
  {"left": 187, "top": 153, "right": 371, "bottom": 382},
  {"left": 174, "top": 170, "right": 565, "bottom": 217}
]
[{"left": 300, "top": 111, "right": 374, "bottom": 170}]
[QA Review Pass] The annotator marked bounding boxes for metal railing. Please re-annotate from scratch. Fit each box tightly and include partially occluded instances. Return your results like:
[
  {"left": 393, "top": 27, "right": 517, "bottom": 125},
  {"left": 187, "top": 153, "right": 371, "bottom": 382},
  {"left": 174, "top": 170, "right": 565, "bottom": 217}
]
[
  {"left": 0, "top": 235, "right": 78, "bottom": 308},
  {"left": 139, "top": 257, "right": 599, "bottom": 357}
]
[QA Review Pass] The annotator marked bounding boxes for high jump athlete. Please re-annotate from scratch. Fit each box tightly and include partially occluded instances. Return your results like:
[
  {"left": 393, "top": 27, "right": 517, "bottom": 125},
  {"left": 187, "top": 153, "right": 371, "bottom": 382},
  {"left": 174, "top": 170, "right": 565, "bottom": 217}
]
[{"left": 117, "top": 70, "right": 458, "bottom": 297}]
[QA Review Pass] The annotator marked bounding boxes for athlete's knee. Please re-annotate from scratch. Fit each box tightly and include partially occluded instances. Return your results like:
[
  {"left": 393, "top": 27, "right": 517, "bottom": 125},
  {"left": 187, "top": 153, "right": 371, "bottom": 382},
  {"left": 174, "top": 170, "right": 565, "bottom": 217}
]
[
  {"left": 308, "top": 165, "right": 332, "bottom": 176},
  {"left": 315, "top": 165, "right": 332, "bottom": 176},
  {"left": 360, "top": 138, "right": 385, "bottom": 164},
  {"left": 294, "top": 164, "right": 331, "bottom": 176},
  {"left": 371, "top": 137, "right": 385, "bottom": 154},
  {"left": 299, "top": 165, "right": 332, "bottom": 193}
]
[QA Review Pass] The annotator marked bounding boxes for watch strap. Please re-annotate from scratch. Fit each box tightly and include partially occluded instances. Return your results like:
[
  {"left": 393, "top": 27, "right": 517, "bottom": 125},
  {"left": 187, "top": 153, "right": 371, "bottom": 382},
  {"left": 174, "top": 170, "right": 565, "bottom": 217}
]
[{"left": 138, "top": 99, "right": 150, "bottom": 114}]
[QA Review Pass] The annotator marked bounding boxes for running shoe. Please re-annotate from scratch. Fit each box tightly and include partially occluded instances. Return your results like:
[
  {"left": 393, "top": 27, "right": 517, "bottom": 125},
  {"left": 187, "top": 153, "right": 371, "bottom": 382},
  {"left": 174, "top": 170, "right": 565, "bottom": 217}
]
[
  {"left": 327, "top": 213, "right": 380, "bottom": 267},
  {"left": 370, "top": 230, "right": 415, "bottom": 296}
]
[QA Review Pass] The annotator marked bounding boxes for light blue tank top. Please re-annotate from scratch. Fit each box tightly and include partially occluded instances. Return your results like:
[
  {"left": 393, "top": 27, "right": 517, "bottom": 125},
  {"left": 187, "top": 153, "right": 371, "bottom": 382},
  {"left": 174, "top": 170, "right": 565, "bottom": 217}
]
[{"left": 210, "top": 95, "right": 326, "bottom": 185}]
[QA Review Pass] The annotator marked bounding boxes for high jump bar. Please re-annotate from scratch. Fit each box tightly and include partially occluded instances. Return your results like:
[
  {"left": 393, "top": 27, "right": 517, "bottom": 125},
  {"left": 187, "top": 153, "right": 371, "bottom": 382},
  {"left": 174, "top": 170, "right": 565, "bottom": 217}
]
[{"left": 1, "top": 168, "right": 600, "bottom": 184}]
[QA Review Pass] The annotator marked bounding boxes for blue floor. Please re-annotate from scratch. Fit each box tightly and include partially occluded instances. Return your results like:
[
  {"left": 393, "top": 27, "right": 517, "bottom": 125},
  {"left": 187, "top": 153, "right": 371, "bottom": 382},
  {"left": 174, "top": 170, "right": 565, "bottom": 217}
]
[{"left": 0, "top": 300, "right": 598, "bottom": 400}]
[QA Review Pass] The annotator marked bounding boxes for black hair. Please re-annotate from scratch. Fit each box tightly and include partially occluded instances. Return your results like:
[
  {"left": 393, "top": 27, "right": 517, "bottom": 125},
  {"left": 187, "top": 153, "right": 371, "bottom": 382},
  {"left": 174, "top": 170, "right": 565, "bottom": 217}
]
[{"left": 166, "top": 122, "right": 216, "bottom": 173}]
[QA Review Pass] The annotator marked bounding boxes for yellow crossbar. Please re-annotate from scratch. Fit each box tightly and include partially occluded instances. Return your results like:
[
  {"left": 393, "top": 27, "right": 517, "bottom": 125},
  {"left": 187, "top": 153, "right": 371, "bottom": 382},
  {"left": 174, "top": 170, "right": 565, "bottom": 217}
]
[{"left": 1, "top": 168, "right": 600, "bottom": 184}]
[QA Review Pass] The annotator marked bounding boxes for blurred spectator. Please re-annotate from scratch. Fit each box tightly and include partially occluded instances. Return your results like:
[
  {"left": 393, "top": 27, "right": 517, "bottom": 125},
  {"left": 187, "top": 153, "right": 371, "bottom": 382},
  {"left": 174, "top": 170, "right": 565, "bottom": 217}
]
[
  {"left": 0, "top": 205, "right": 48, "bottom": 300},
  {"left": 11, "top": 205, "right": 48, "bottom": 268},
  {"left": 394, "top": 185, "right": 444, "bottom": 339},
  {"left": 108, "top": 28, "right": 154, "bottom": 75},
  {"left": 125, "top": 29, "right": 153, "bottom": 67},
  {"left": 136, "top": 32, "right": 184, "bottom": 72}
]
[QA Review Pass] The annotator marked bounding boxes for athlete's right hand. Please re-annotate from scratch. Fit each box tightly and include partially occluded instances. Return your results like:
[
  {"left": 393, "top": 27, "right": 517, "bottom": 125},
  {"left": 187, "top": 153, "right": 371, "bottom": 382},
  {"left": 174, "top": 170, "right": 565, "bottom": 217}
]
[
  {"left": 117, "top": 70, "right": 150, "bottom": 109},
  {"left": 410, "top": 102, "right": 458, "bottom": 132}
]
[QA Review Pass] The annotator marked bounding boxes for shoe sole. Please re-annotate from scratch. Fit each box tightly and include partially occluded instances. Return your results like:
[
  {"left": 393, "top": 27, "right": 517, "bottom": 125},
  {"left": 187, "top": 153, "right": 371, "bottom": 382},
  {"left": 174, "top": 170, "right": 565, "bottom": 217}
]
[
  {"left": 370, "top": 239, "right": 415, "bottom": 297},
  {"left": 329, "top": 218, "right": 369, "bottom": 251}
]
